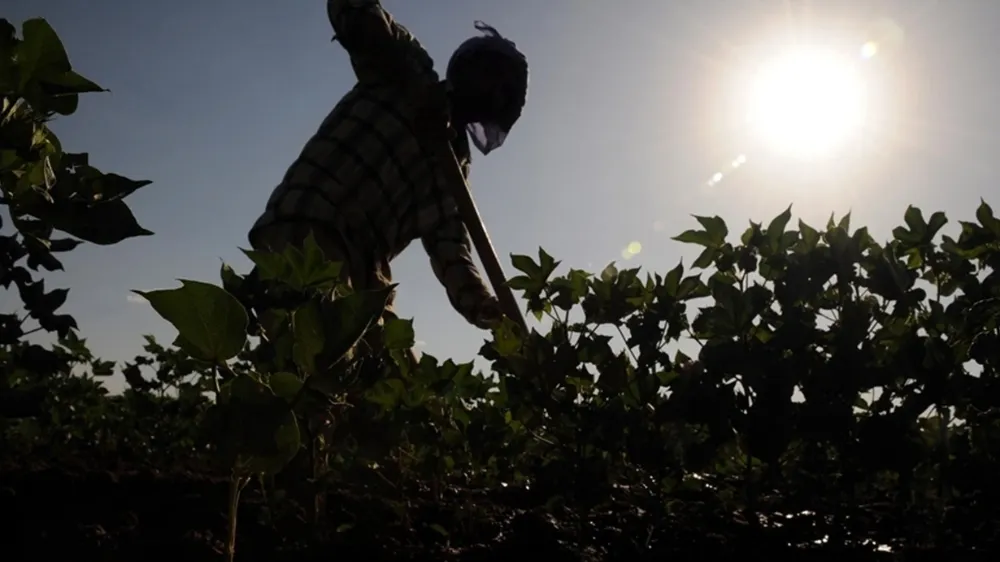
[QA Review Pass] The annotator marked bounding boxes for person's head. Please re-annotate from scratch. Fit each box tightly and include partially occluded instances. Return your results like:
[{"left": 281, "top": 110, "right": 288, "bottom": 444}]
[{"left": 445, "top": 22, "right": 529, "bottom": 156}]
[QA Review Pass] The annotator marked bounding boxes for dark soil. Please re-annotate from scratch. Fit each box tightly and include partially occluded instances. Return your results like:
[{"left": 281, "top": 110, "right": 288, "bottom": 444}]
[{"left": 0, "top": 459, "right": 974, "bottom": 562}]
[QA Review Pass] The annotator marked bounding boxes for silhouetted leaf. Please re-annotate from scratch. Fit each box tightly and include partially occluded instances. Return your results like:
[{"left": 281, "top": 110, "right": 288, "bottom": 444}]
[
  {"left": 511, "top": 253, "right": 542, "bottom": 279},
  {"left": 291, "top": 300, "right": 324, "bottom": 375},
  {"left": 314, "top": 286, "right": 394, "bottom": 369},
  {"left": 694, "top": 215, "right": 728, "bottom": 245},
  {"left": 38, "top": 199, "right": 153, "bottom": 245},
  {"left": 383, "top": 317, "right": 415, "bottom": 350},
  {"left": 766, "top": 205, "right": 792, "bottom": 250},
  {"left": 673, "top": 229, "right": 717, "bottom": 248},
  {"left": 133, "top": 280, "right": 248, "bottom": 363},
  {"left": 976, "top": 199, "right": 1000, "bottom": 235}
]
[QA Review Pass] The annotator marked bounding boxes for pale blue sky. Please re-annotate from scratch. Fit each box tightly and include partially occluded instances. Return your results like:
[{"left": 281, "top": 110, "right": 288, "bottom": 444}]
[{"left": 4, "top": 1, "right": 998, "bottom": 391}]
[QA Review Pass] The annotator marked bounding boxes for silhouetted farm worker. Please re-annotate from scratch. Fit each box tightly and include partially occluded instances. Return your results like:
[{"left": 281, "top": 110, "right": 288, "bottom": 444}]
[{"left": 246, "top": 0, "right": 529, "bottom": 348}]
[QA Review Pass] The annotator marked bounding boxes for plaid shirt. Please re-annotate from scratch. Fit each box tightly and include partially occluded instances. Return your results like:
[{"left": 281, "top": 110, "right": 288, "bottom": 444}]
[{"left": 249, "top": 0, "right": 493, "bottom": 325}]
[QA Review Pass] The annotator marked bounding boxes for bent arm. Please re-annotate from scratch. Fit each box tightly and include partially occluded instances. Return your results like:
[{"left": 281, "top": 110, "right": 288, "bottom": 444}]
[
  {"left": 421, "top": 213, "right": 494, "bottom": 327},
  {"left": 327, "top": 0, "right": 435, "bottom": 85}
]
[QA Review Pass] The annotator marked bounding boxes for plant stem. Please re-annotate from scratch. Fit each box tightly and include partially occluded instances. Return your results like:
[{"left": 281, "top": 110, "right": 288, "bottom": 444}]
[
  {"left": 226, "top": 475, "right": 248, "bottom": 562},
  {"left": 744, "top": 454, "right": 758, "bottom": 527},
  {"left": 212, "top": 365, "right": 222, "bottom": 397},
  {"left": 218, "top": 362, "right": 239, "bottom": 381}
]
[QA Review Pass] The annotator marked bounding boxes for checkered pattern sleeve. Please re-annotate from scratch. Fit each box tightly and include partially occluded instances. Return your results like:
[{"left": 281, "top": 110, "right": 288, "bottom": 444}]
[
  {"left": 421, "top": 207, "right": 494, "bottom": 327},
  {"left": 327, "top": 0, "right": 436, "bottom": 85}
]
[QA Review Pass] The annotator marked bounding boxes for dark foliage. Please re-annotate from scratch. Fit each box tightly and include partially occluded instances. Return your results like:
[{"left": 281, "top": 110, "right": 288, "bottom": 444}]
[{"left": 3, "top": 16, "right": 999, "bottom": 562}]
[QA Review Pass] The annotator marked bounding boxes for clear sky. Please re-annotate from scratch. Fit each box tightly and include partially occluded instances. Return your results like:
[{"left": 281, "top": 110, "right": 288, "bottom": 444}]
[{"left": 4, "top": 1, "right": 998, "bottom": 392}]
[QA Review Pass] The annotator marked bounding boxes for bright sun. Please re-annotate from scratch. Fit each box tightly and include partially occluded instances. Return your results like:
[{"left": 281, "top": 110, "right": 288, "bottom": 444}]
[{"left": 746, "top": 48, "right": 868, "bottom": 159}]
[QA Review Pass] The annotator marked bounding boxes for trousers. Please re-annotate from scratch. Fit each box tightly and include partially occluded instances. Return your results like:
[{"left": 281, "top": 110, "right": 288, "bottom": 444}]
[{"left": 248, "top": 220, "right": 417, "bottom": 365}]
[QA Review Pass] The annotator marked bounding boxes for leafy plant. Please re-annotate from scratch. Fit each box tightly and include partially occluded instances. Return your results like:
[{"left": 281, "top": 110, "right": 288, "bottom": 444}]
[
  {"left": 1, "top": 17, "right": 151, "bottom": 440},
  {"left": 124, "top": 200, "right": 1000, "bottom": 556},
  {"left": 5, "top": 14, "right": 1000, "bottom": 560}
]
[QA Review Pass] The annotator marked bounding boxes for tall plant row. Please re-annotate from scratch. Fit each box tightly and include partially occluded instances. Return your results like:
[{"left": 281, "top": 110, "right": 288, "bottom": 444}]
[{"left": 3, "top": 16, "right": 999, "bottom": 559}]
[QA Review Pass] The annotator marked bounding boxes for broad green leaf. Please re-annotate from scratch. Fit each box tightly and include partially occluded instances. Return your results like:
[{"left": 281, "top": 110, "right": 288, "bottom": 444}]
[
  {"left": 708, "top": 270, "right": 737, "bottom": 287},
  {"left": 741, "top": 222, "right": 763, "bottom": 246},
  {"left": 694, "top": 215, "right": 728, "bottom": 245},
  {"left": 220, "top": 262, "right": 242, "bottom": 295},
  {"left": 677, "top": 275, "right": 709, "bottom": 301},
  {"left": 926, "top": 211, "right": 948, "bottom": 240},
  {"left": 891, "top": 225, "right": 922, "bottom": 245},
  {"left": 672, "top": 229, "right": 717, "bottom": 248},
  {"left": 798, "top": 220, "right": 819, "bottom": 251},
  {"left": 242, "top": 232, "right": 342, "bottom": 291},
  {"left": 491, "top": 317, "right": 523, "bottom": 357},
  {"left": 315, "top": 286, "right": 394, "bottom": 367},
  {"left": 24, "top": 286, "right": 68, "bottom": 313},
  {"left": 712, "top": 243, "right": 736, "bottom": 272},
  {"left": 838, "top": 212, "right": 852, "bottom": 232},
  {"left": 269, "top": 371, "right": 303, "bottom": 403},
  {"left": 92, "top": 173, "right": 151, "bottom": 202},
  {"left": 172, "top": 334, "right": 208, "bottom": 361},
  {"left": 291, "top": 230, "right": 343, "bottom": 288},
  {"left": 904, "top": 205, "right": 927, "bottom": 237},
  {"left": 600, "top": 263, "right": 618, "bottom": 282},
  {"left": 34, "top": 199, "right": 153, "bottom": 245},
  {"left": 133, "top": 280, "right": 248, "bottom": 362},
  {"left": 663, "top": 260, "right": 683, "bottom": 297},
  {"left": 383, "top": 317, "right": 415, "bottom": 350},
  {"left": 291, "top": 300, "right": 324, "bottom": 375},
  {"left": 537, "top": 247, "right": 559, "bottom": 280},
  {"left": 0, "top": 150, "right": 21, "bottom": 172},
  {"left": 389, "top": 348, "right": 414, "bottom": 374},
  {"left": 852, "top": 226, "right": 874, "bottom": 252},
  {"left": 766, "top": 205, "right": 792, "bottom": 250},
  {"left": 208, "top": 375, "right": 301, "bottom": 476},
  {"left": 259, "top": 308, "right": 290, "bottom": 338},
  {"left": 976, "top": 199, "right": 1000, "bottom": 235},
  {"left": 28, "top": 67, "right": 104, "bottom": 116},
  {"left": 366, "top": 379, "right": 403, "bottom": 409},
  {"left": 16, "top": 18, "right": 70, "bottom": 89},
  {"left": 48, "top": 237, "right": 80, "bottom": 252},
  {"left": 228, "top": 372, "right": 271, "bottom": 404},
  {"left": 242, "top": 248, "right": 289, "bottom": 282},
  {"left": 549, "top": 269, "right": 590, "bottom": 309},
  {"left": 692, "top": 247, "right": 718, "bottom": 269},
  {"left": 567, "top": 269, "right": 590, "bottom": 296},
  {"left": 510, "top": 253, "right": 542, "bottom": 279},
  {"left": 258, "top": 415, "right": 301, "bottom": 475},
  {"left": 744, "top": 285, "right": 773, "bottom": 322},
  {"left": 711, "top": 278, "right": 743, "bottom": 321},
  {"left": 736, "top": 248, "right": 758, "bottom": 272},
  {"left": 506, "top": 275, "right": 540, "bottom": 292},
  {"left": 37, "top": 69, "right": 104, "bottom": 96}
]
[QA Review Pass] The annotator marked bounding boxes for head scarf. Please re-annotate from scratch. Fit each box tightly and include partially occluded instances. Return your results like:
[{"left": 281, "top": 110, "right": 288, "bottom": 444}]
[{"left": 447, "top": 21, "right": 528, "bottom": 156}]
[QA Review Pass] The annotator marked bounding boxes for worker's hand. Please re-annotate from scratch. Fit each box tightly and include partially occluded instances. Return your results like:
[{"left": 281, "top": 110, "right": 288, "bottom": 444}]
[{"left": 473, "top": 295, "right": 504, "bottom": 330}]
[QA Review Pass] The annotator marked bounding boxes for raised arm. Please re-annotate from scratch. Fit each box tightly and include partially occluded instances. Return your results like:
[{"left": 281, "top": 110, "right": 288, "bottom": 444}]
[
  {"left": 421, "top": 211, "right": 497, "bottom": 329},
  {"left": 327, "top": 0, "right": 436, "bottom": 85}
]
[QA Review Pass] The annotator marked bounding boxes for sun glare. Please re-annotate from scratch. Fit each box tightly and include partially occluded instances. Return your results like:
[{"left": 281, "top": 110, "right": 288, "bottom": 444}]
[{"left": 746, "top": 48, "right": 868, "bottom": 160}]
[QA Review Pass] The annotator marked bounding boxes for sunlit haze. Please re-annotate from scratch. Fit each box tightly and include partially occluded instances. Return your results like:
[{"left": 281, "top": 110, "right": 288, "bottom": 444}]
[{"left": 746, "top": 47, "right": 868, "bottom": 160}]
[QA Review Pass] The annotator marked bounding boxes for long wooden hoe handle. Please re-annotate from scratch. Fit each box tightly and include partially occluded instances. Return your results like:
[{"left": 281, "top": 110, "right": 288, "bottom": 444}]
[{"left": 441, "top": 143, "right": 528, "bottom": 332}]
